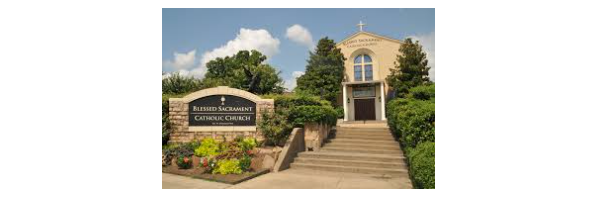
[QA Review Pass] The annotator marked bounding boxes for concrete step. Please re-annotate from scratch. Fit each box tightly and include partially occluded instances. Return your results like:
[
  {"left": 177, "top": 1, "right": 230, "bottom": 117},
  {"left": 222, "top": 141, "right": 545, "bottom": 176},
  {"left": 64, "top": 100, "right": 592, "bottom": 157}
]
[
  {"left": 339, "top": 120, "right": 387, "bottom": 124},
  {"left": 337, "top": 121, "right": 389, "bottom": 129},
  {"left": 336, "top": 127, "right": 390, "bottom": 133},
  {"left": 290, "top": 162, "right": 408, "bottom": 177},
  {"left": 322, "top": 147, "right": 404, "bottom": 155},
  {"left": 324, "top": 142, "right": 402, "bottom": 150},
  {"left": 337, "top": 125, "right": 389, "bottom": 130},
  {"left": 294, "top": 157, "right": 407, "bottom": 169},
  {"left": 330, "top": 138, "right": 399, "bottom": 146},
  {"left": 335, "top": 132, "right": 394, "bottom": 138},
  {"left": 333, "top": 135, "right": 395, "bottom": 141},
  {"left": 297, "top": 152, "right": 405, "bottom": 163}
]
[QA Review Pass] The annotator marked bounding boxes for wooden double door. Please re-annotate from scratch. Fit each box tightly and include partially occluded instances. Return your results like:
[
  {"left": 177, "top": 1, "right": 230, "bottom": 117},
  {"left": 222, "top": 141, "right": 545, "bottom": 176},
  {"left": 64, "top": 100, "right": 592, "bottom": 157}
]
[{"left": 354, "top": 98, "right": 376, "bottom": 120}]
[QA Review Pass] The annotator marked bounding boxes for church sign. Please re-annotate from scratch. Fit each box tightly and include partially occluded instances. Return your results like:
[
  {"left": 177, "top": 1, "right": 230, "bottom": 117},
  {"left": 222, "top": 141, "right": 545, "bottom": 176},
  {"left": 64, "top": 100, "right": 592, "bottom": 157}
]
[
  {"left": 188, "top": 95, "right": 256, "bottom": 126},
  {"left": 167, "top": 86, "right": 274, "bottom": 143}
]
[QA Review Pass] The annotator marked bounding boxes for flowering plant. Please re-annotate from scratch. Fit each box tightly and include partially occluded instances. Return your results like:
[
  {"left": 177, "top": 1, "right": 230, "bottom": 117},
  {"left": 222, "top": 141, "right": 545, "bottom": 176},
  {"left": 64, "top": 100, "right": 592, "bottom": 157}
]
[{"left": 176, "top": 155, "right": 192, "bottom": 169}]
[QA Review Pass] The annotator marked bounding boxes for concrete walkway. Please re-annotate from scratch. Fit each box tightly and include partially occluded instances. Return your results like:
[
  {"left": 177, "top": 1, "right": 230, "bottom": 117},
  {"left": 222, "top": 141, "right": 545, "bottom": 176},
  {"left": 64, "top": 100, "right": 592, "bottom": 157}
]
[
  {"left": 230, "top": 169, "right": 412, "bottom": 189},
  {"left": 162, "top": 173, "right": 232, "bottom": 189},
  {"left": 163, "top": 169, "right": 411, "bottom": 189}
]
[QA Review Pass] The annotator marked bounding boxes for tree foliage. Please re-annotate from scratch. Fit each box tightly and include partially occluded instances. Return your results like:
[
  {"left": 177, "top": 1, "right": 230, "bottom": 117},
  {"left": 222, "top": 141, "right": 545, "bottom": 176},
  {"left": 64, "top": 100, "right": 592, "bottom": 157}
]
[
  {"left": 203, "top": 50, "right": 284, "bottom": 95},
  {"left": 162, "top": 72, "right": 202, "bottom": 95},
  {"left": 295, "top": 37, "right": 346, "bottom": 106},
  {"left": 386, "top": 38, "right": 431, "bottom": 98}
]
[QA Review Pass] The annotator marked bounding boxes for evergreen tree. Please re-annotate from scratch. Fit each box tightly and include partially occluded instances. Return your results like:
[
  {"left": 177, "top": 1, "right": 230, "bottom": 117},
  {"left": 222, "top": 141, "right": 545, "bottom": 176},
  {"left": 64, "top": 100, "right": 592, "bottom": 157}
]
[
  {"left": 386, "top": 38, "right": 431, "bottom": 98},
  {"left": 295, "top": 37, "right": 346, "bottom": 106}
]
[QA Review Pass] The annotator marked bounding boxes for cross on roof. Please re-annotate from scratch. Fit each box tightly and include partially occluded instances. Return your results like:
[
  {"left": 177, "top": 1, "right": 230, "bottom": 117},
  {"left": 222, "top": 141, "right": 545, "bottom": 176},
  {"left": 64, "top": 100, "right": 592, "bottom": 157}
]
[{"left": 357, "top": 21, "right": 366, "bottom": 32}]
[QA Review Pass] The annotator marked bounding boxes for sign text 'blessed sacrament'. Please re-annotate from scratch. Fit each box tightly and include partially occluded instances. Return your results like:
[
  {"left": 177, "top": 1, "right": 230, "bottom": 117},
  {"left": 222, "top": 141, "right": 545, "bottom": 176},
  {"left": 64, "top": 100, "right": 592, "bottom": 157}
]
[{"left": 188, "top": 95, "right": 256, "bottom": 126}]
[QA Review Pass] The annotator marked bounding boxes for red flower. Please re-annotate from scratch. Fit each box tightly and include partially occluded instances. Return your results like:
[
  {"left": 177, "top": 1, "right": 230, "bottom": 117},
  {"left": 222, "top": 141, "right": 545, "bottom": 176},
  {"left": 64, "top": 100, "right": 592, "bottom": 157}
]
[
  {"left": 202, "top": 159, "right": 208, "bottom": 167},
  {"left": 183, "top": 157, "right": 189, "bottom": 163},
  {"left": 246, "top": 150, "right": 252, "bottom": 155}
]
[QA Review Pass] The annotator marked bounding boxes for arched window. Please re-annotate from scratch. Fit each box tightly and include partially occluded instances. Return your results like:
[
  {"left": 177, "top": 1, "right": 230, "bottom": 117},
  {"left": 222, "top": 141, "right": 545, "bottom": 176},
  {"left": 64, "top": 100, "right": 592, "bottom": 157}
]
[{"left": 354, "top": 54, "right": 373, "bottom": 81}]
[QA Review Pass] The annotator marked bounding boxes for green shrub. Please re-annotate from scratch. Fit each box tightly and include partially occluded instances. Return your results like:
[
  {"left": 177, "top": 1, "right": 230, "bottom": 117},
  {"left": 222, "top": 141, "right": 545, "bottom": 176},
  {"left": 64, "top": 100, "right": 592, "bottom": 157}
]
[
  {"left": 164, "top": 142, "right": 196, "bottom": 157},
  {"left": 239, "top": 155, "right": 252, "bottom": 171},
  {"left": 262, "top": 94, "right": 330, "bottom": 109},
  {"left": 259, "top": 94, "right": 337, "bottom": 146},
  {"left": 162, "top": 72, "right": 202, "bottom": 95},
  {"left": 407, "top": 142, "right": 435, "bottom": 189},
  {"left": 387, "top": 98, "right": 435, "bottom": 149},
  {"left": 212, "top": 159, "right": 243, "bottom": 175},
  {"left": 334, "top": 107, "right": 344, "bottom": 118},
  {"left": 407, "top": 83, "right": 435, "bottom": 100},
  {"left": 386, "top": 84, "right": 435, "bottom": 189},
  {"left": 238, "top": 137, "right": 257, "bottom": 151},
  {"left": 162, "top": 144, "right": 177, "bottom": 165},
  {"left": 258, "top": 110, "right": 293, "bottom": 146},
  {"left": 218, "top": 141, "right": 247, "bottom": 160},
  {"left": 162, "top": 140, "right": 200, "bottom": 165},
  {"left": 194, "top": 138, "right": 221, "bottom": 157},
  {"left": 288, "top": 105, "right": 338, "bottom": 127},
  {"left": 272, "top": 94, "right": 338, "bottom": 128}
]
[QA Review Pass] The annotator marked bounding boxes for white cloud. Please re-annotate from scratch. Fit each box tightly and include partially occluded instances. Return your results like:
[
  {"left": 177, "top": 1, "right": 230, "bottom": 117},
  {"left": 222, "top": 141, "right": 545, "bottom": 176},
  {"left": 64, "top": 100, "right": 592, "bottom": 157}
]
[
  {"left": 292, "top": 71, "right": 305, "bottom": 78},
  {"left": 409, "top": 32, "right": 435, "bottom": 81},
  {"left": 163, "top": 49, "right": 196, "bottom": 70},
  {"left": 163, "top": 28, "right": 280, "bottom": 79},
  {"left": 198, "top": 28, "right": 280, "bottom": 77},
  {"left": 284, "top": 71, "right": 305, "bottom": 91},
  {"left": 286, "top": 24, "right": 315, "bottom": 50}
]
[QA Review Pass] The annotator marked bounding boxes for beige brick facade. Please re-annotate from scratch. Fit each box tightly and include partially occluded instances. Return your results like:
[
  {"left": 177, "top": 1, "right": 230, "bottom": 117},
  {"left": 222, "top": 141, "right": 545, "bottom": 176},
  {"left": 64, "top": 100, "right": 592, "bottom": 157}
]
[{"left": 337, "top": 31, "right": 402, "bottom": 121}]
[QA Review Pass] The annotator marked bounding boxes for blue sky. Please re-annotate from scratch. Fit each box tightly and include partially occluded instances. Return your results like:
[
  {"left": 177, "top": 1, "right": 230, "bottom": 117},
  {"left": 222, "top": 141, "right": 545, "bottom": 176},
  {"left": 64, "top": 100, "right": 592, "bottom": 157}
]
[{"left": 163, "top": 8, "right": 435, "bottom": 90}]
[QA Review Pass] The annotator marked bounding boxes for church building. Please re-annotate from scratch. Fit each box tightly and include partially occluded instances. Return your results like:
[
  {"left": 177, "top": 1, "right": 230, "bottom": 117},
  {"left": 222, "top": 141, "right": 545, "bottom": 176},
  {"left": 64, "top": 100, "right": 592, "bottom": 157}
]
[{"left": 338, "top": 22, "right": 402, "bottom": 122}]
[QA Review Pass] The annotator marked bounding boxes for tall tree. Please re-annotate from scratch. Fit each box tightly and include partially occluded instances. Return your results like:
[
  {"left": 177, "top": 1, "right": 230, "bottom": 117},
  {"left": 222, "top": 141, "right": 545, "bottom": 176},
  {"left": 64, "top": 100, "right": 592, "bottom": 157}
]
[
  {"left": 386, "top": 38, "right": 431, "bottom": 98},
  {"left": 295, "top": 37, "right": 346, "bottom": 106},
  {"left": 203, "top": 50, "right": 284, "bottom": 95}
]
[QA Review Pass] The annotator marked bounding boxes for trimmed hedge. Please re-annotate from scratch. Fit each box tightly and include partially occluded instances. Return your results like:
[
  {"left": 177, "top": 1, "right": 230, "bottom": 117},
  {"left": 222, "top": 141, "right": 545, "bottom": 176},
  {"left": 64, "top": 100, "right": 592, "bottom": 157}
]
[
  {"left": 387, "top": 98, "right": 435, "bottom": 149},
  {"left": 258, "top": 94, "right": 337, "bottom": 146},
  {"left": 262, "top": 94, "right": 337, "bottom": 127},
  {"left": 262, "top": 94, "right": 331, "bottom": 109},
  {"left": 289, "top": 105, "right": 338, "bottom": 127},
  {"left": 407, "top": 83, "right": 435, "bottom": 100},
  {"left": 406, "top": 142, "right": 435, "bottom": 189},
  {"left": 386, "top": 84, "right": 435, "bottom": 189}
]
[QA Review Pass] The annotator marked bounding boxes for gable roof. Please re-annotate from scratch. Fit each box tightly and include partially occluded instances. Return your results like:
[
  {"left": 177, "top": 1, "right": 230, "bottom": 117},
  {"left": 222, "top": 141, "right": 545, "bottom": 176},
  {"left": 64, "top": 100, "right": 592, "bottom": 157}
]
[{"left": 336, "top": 31, "right": 402, "bottom": 47}]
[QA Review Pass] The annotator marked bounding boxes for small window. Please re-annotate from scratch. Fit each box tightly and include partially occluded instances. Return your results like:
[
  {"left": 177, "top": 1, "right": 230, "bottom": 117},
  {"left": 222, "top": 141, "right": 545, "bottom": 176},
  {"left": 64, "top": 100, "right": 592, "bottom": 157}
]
[
  {"left": 364, "top": 64, "right": 373, "bottom": 81},
  {"left": 354, "top": 55, "right": 362, "bottom": 64},
  {"left": 354, "top": 65, "right": 362, "bottom": 81},
  {"left": 363, "top": 55, "right": 372, "bottom": 63}
]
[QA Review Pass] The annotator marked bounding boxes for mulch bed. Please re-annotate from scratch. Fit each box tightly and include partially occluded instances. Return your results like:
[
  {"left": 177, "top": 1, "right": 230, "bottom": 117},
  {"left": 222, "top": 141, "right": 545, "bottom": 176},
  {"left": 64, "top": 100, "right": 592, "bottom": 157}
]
[{"left": 162, "top": 165, "right": 269, "bottom": 184}]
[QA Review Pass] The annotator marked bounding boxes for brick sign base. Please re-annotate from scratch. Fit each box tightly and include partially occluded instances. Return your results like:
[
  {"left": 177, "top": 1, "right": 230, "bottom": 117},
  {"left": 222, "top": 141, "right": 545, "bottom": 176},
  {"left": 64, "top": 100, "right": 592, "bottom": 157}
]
[{"left": 168, "top": 86, "right": 274, "bottom": 143}]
